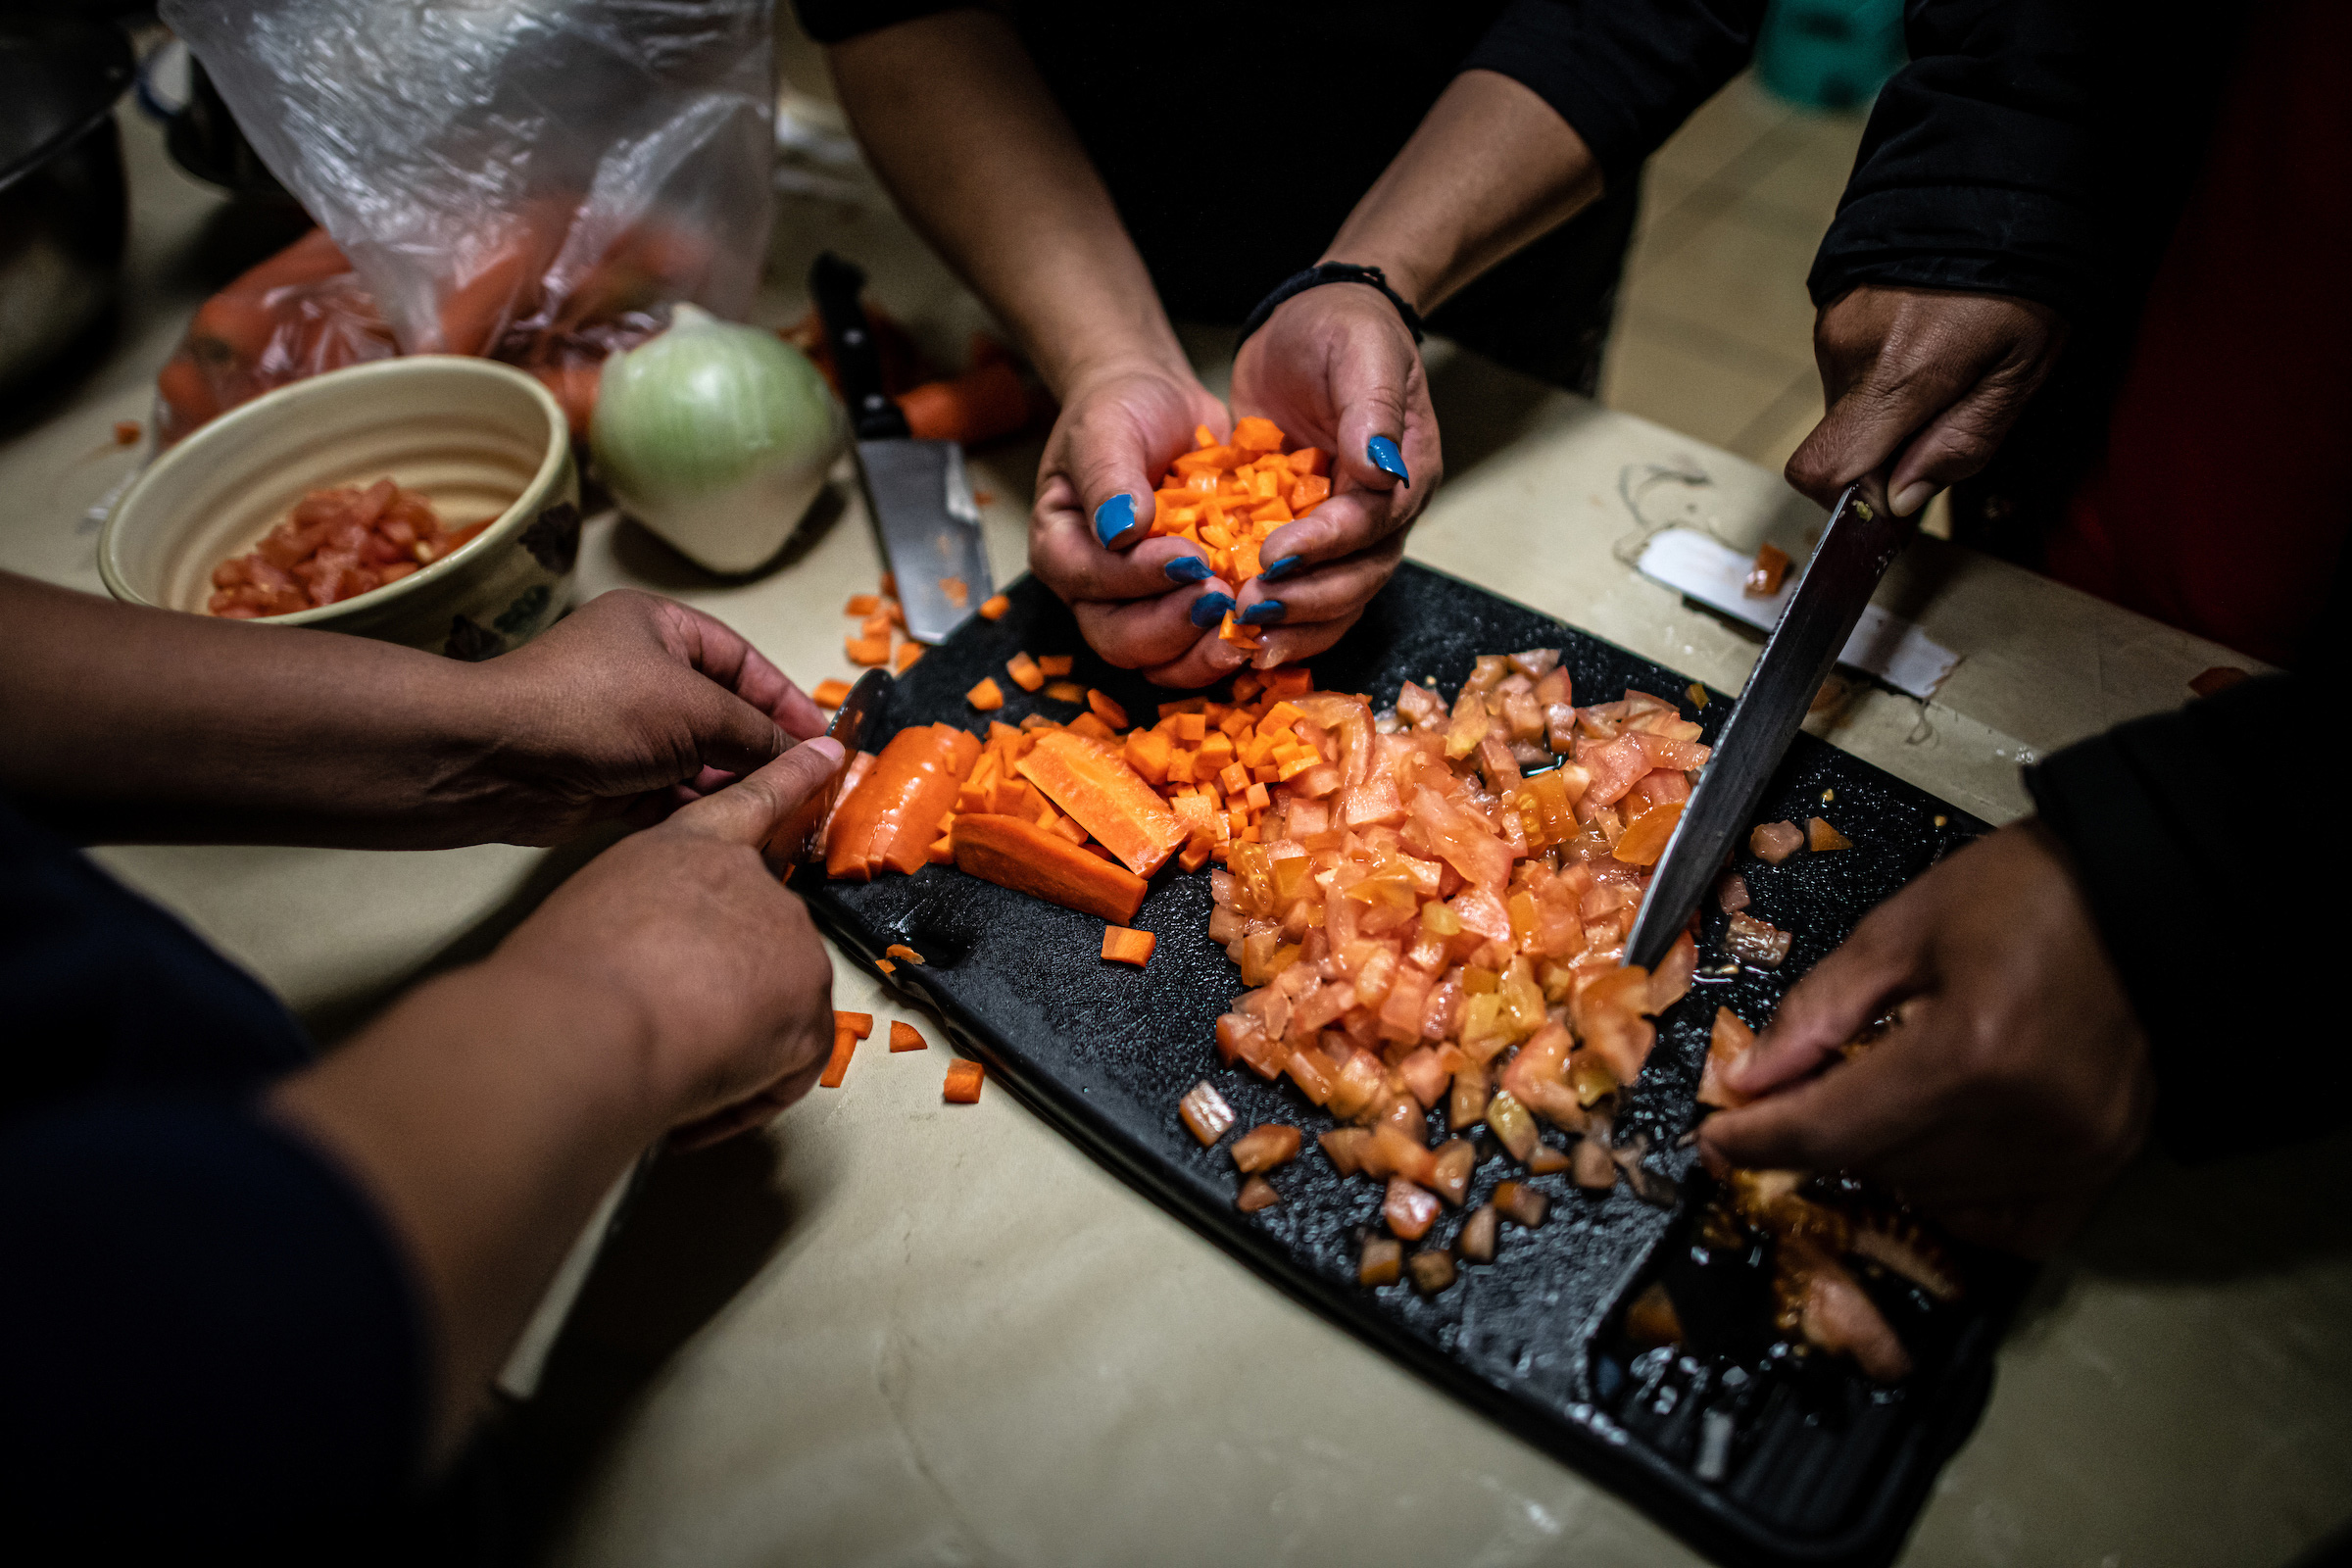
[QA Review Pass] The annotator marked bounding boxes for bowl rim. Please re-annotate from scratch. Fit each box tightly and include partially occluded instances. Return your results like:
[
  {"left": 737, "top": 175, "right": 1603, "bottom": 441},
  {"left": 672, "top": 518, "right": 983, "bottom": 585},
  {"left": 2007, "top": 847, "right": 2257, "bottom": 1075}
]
[{"left": 99, "top": 354, "right": 572, "bottom": 626}]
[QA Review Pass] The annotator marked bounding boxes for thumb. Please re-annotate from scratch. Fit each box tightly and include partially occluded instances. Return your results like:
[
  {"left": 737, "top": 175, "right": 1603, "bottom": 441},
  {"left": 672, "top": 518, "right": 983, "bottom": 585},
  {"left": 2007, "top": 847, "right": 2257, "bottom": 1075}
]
[
  {"left": 669, "top": 737, "right": 844, "bottom": 848},
  {"left": 1328, "top": 316, "right": 1416, "bottom": 501},
  {"left": 1072, "top": 405, "right": 1175, "bottom": 553}
]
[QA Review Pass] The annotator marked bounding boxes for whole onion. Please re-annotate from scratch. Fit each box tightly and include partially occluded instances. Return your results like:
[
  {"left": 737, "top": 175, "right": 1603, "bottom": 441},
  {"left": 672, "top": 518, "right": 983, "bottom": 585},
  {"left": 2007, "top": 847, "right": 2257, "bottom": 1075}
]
[{"left": 591, "top": 304, "right": 844, "bottom": 573}]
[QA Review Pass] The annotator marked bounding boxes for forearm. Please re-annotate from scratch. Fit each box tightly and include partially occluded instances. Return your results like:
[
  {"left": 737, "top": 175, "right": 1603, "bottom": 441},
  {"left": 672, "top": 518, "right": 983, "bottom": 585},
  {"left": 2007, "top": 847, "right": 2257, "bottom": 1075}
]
[
  {"left": 1325, "top": 70, "right": 1602, "bottom": 313},
  {"left": 269, "top": 955, "right": 668, "bottom": 1461},
  {"left": 0, "top": 572, "right": 505, "bottom": 846},
  {"left": 827, "top": 10, "right": 1185, "bottom": 393}
]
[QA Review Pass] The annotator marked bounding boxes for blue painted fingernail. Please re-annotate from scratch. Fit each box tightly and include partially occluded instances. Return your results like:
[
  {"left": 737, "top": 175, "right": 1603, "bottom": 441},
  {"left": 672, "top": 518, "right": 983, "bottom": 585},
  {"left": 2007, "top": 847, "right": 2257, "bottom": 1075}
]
[
  {"left": 1094, "top": 493, "right": 1138, "bottom": 546},
  {"left": 1367, "top": 435, "right": 1408, "bottom": 485},
  {"left": 1260, "top": 555, "right": 1302, "bottom": 581},
  {"left": 1163, "top": 555, "right": 1213, "bottom": 583},
  {"left": 1189, "top": 592, "right": 1235, "bottom": 627},
  {"left": 1239, "top": 599, "right": 1286, "bottom": 625}
]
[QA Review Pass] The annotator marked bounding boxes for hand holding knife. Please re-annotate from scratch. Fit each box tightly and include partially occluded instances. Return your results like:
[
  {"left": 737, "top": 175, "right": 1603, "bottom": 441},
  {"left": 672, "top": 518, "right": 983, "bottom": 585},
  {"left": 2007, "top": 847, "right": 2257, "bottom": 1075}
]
[{"left": 1626, "top": 473, "right": 1910, "bottom": 971}]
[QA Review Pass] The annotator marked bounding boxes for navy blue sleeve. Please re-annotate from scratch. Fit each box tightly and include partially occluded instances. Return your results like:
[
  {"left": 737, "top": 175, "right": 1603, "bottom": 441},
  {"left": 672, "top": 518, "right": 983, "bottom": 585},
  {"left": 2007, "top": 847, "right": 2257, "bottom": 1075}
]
[
  {"left": 1807, "top": 0, "right": 2101, "bottom": 318},
  {"left": 0, "top": 1099, "right": 429, "bottom": 1556},
  {"left": 1460, "top": 0, "right": 1770, "bottom": 191}
]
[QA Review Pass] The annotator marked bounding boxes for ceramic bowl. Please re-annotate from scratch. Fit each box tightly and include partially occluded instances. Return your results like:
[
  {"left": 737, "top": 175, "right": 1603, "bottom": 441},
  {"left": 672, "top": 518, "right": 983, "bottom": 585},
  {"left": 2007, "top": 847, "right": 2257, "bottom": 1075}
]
[{"left": 101, "top": 355, "right": 580, "bottom": 659}]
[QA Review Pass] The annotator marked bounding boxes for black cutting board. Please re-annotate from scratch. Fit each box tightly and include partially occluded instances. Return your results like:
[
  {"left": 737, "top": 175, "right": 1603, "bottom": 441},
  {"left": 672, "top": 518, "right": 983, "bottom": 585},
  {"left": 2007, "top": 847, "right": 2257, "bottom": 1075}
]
[{"left": 802, "top": 562, "right": 2021, "bottom": 1568}]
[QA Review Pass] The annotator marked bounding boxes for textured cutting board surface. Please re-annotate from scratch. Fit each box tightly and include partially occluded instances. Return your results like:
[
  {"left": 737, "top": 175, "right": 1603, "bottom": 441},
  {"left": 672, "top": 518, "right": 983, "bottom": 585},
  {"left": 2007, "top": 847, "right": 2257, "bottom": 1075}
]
[{"left": 803, "top": 563, "right": 2013, "bottom": 1568}]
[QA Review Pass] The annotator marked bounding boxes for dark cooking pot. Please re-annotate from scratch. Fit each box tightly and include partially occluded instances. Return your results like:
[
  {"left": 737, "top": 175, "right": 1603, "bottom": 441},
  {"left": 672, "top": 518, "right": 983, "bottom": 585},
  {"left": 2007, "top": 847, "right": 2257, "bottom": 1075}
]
[{"left": 0, "top": 15, "right": 133, "bottom": 396}]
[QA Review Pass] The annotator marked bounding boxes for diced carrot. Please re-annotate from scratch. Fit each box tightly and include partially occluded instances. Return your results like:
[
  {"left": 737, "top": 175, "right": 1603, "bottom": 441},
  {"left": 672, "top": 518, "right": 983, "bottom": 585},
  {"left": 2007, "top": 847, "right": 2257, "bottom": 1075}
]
[
  {"left": 818, "top": 1025, "right": 858, "bottom": 1089},
  {"left": 890, "top": 1019, "right": 926, "bottom": 1053},
  {"left": 834, "top": 1010, "right": 874, "bottom": 1039},
  {"left": 1101, "top": 924, "right": 1157, "bottom": 965},
  {"left": 952, "top": 814, "right": 1148, "bottom": 922},
  {"left": 1123, "top": 727, "right": 1173, "bottom": 785},
  {"left": 812, "top": 678, "right": 853, "bottom": 708},
  {"left": 1038, "top": 654, "right": 1074, "bottom": 677},
  {"left": 1287, "top": 447, "right": 1329, "bottom": 477},
  {"left": 1065, "top": 711, "right": 1116, "bottom": 743},
  {"left": 1087, "top": 688, "right": 1129, "bottom": 727},
  {"left": 1005, "top": 652, "right": 1045, "bottom": 692},
  {"left": 943, "top": 1059, "right": 984, "bottom": 1102},
  {"left": 1043, "top": 680, "right": 1087, "bottom": 703},
  {"left": 860, "top": 612, "right": 894, "bottom": 639},
  {"left": 978, "top": 594, "right": 1011, "bottom": 620},
  {"left": 1288, "top": 473, "right": 1331, "bottom": 513},
  {"left": 847, "top": 635, "right": 892, "bottom": 665},
  {"left": 876, "top": 958, "right": 896, "bottom": 973},
  {"left": 967, "top": 676, "right": 1005, "bottom": 711},
  {"left": 846, "top": 593, "right": 878, "bottom": 615},
  {"left": 928, "top": 834, "right": 955, "bottom": 864},
  {"left": 1232, "top": 416, "right": 1285, "bottom": 452},
  {"left": 884, "top": 943, "right": 926, "bottom": 965},
  {"left": 896, "top": 641, "right": 926, "bottom": 672},
  {"left": 1017, "top": 728, "right": 1186, "bottom": 876},
  {"left": 1262, "top": 668, "right": 1312, "bottom": 699}
]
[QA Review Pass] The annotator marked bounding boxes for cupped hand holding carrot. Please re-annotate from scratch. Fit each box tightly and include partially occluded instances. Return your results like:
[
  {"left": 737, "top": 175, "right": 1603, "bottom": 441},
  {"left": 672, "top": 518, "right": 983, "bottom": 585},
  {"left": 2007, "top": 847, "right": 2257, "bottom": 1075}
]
[
  {"left": 1227, "top": 280, "right": 1439, "bottom": 669},
  {"left": 1029, "top": 357, "right": 1245, "bottom": 686}
]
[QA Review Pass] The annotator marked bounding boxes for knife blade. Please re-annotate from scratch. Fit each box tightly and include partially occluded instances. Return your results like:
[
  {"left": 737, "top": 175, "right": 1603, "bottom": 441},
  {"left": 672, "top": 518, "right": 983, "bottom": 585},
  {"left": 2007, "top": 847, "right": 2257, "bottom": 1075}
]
[
  {"left": 809, "top": 252, "right": 992, "bottom": 645},
  {"left": 1624, "top": 474, "right": 1911, "bottom": 971},
  {"left": 763, "top": 666, "right": 892, "bottom": 871}
]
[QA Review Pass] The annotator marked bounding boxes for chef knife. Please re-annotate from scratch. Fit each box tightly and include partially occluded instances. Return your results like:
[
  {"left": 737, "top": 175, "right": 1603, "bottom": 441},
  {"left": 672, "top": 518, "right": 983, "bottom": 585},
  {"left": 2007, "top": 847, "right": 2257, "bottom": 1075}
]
[
  {"left": 1625, "top": 473, "right": 1910, "bottom": 971},
  {"left": 809, "top": 252, "right": 992, "bottom": 645},
  {"left": 764, "top": 666, "right": 891, "bottom": 872}
]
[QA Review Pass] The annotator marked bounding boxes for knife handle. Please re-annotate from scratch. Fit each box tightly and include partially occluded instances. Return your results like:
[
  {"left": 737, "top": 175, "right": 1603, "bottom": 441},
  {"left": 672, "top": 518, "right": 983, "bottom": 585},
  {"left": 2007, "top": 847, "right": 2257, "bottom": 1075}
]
[{"left": 810, "top": 252, "right": 910, "bottom": 442}]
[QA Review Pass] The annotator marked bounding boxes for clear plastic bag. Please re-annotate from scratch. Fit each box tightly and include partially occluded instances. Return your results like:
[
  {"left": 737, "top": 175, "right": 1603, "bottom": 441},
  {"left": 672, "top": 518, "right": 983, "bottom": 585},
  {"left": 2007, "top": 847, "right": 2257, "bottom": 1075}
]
[{"left": 154, "top": 0, "right": 774, "bottom": 441}]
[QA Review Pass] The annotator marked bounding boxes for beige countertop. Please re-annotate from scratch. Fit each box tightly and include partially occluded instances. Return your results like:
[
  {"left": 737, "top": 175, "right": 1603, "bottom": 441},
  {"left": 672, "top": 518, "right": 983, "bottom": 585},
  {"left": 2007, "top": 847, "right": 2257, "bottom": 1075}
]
[{"left": 4, "top": 101, "right": 2345, "bottom": 1568}]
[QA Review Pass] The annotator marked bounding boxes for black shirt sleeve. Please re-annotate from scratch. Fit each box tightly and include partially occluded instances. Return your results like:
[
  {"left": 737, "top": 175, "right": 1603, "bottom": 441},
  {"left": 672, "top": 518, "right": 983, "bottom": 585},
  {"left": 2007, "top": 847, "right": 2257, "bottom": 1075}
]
[
  {"left": 2025, "top": 667, "right": 2350, "bottom": 1159},
  {"left": 0, "top": 1099, "right": 428, "bottom": 1556},
  {"left": 1459, "top": 0, "right": 1770, "bottom": 192},
  {"left": 1808, "top": 0, "right": 2102, "bottom": 318}
]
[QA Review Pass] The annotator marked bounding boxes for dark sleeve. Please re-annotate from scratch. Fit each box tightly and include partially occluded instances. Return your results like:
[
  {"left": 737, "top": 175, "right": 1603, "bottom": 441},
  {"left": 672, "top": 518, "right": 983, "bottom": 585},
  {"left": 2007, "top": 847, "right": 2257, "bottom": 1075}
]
[
  {"left": 0, "top": 1099, "right": 428, "bottom": 1556},
  {"left": 1459, "top": 0, "right": 1770, "bottom": 191},
  {"left": 2024, "top": 671, "right": 2350, "bottom": 1159},
  {"left": 1807, "top": 0, "right": 2102, "bottom": 318},
  {"left": 791, "top": 0, "right": 956, "bottom": 44}
]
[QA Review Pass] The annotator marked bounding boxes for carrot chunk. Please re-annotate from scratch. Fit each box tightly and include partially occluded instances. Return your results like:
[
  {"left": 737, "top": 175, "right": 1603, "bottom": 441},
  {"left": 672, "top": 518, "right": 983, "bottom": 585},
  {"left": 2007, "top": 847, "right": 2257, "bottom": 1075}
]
[
  {"left": 1037, "top": 654, "right": 1075, "bottom": 677},
  {"left": 1043, "top": 680, "right": 1087, "bottom": 704},
  {"left": 978, "top": 594, "right": 1011, "bottom": 620},
  {"left": 847, "top": 593, "right": 879, "bottom": 615},
  {"left": 1101, "top": 924, "right": 1157, "bottom": 965},
  {"left": 846, "top": 635, "right": 892, "bottom": 665},
  {"left": 896, "top": 641, "right": 926, "bottom": 672},
  {"left": 943, "top": 1059, "right": 984, "bottom": 1102},
  {"left": 1005, "top": 651, "right": 1045, "bottom": 692},
  {"left": 884, "top": 943, "right": 926, "bottom": 965},
  {"left": 890, "top": 1019, "right": 926, "bottom": 1053},
  {"left": 811, "top": 678, "right": 853, "bottom": 708},
  {"left": 1087, "top": 689, "right": 1129, "bottom": 728},
  {"left": 967, "top": 677, "right": 1005, "bottom": 711}
]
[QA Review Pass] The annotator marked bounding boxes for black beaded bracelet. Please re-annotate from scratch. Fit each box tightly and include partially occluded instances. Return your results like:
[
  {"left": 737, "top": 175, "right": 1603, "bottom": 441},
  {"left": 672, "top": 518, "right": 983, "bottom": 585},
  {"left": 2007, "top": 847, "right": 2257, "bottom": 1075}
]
[{"left": 1235, "top": 262, "right": 1426, "bottom": 348}]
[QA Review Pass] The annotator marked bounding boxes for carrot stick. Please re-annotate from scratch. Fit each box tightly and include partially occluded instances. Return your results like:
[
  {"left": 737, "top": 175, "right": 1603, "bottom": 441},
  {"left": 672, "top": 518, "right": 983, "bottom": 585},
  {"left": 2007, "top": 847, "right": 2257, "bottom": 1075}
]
[
  {"left": 1016, "top": 728, "right": 1184, "bottom": 876},
  {"left": 834, "top": 1011, "right": 874, "bottom": 1040},
  {"left": 952, "top": 814, "right": 1148, "bottom": 922},
  {"left": 818, "top": 1025, "right": 858, "bottom": 1089}
]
